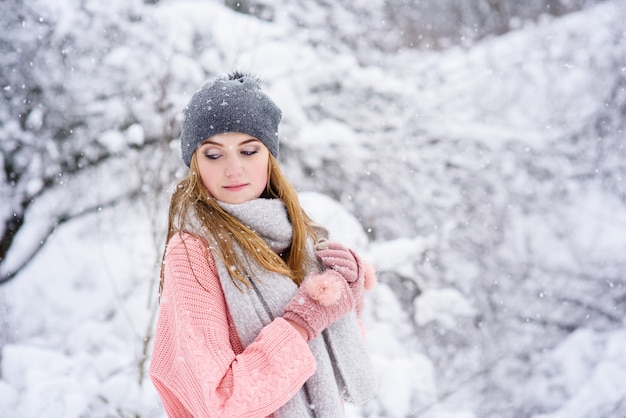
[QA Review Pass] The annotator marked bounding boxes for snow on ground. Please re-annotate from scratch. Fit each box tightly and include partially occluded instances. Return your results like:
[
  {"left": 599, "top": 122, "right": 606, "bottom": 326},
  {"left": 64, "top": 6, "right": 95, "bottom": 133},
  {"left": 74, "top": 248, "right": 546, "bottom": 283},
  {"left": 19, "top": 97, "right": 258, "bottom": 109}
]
[
  {"left": 0, "top": 190, "right": 449, "bottom": 418},
  {"left": 1, "top": 198, "right": 164, "bottom": 417}
]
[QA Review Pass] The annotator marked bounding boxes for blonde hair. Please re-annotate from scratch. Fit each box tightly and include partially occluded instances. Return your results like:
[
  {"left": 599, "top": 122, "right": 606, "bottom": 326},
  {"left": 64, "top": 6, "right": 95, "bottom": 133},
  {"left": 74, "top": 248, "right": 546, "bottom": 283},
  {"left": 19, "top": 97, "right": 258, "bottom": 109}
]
[{"left": 159, "top": 151, "right": 320, "bottom": 294}]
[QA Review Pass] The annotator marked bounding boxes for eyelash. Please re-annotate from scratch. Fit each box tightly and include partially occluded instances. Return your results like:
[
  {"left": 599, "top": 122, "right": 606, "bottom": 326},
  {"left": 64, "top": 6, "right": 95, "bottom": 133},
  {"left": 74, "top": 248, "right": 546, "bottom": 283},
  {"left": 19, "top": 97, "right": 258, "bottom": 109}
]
[{"left": 203, "top": 149, "right": 258, "bottom": 160}]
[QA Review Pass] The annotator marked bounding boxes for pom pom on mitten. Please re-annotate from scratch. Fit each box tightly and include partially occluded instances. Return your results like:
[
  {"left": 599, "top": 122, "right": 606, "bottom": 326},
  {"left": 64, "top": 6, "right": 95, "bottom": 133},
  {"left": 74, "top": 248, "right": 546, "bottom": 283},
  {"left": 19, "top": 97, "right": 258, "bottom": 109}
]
[
  {"left": 363, "top": 260, "right": 378, "bottom": 291},
  {"left": 304, "top": 271, "right": 342, "bottom": 306},
  {"left": 283, "top": 270, "right": 355, "bottom": 341}
]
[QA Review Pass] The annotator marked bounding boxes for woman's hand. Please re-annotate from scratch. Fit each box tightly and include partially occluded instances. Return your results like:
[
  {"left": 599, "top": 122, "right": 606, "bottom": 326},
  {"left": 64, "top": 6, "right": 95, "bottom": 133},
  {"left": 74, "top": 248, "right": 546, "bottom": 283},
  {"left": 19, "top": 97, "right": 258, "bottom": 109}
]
[
  {"left": 283, "top": 270, "right": 355, "bottom": 341},
  {"left": 315, "top": 241, "right": 377, "bottom": 317}
]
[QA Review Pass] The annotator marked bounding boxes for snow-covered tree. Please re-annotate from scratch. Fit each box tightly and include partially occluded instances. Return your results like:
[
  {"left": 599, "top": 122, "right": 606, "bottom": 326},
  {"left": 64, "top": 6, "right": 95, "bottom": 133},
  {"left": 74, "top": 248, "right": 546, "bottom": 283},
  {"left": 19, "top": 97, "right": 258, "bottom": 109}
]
[{"left": 0, "top": 0, "right": 184, "bottom": 285}]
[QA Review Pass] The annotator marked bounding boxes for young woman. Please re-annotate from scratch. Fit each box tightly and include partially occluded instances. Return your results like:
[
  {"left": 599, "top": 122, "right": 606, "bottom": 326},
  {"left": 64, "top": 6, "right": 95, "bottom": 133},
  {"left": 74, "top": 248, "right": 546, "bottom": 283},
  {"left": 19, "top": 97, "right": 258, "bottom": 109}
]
[{"left": 150, "top": 72, "right": 377, "bottom": 417}]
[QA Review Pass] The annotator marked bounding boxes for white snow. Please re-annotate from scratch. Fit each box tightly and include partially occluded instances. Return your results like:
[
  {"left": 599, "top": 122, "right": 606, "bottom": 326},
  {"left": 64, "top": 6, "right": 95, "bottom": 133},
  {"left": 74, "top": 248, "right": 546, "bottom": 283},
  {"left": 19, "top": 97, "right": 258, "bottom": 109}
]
[
  {"left": 97, "top": 130, "right": 127, "bottom": 154},
  {"left": 415, "top": 288, "right": 476, "bottom": 328}
]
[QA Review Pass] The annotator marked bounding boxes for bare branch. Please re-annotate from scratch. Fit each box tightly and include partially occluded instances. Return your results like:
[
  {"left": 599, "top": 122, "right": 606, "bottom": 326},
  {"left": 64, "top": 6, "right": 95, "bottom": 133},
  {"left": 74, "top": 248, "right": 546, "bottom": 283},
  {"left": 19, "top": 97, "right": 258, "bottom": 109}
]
[{"left": 0, "top": 189, "right": 141, "bottom": 285}]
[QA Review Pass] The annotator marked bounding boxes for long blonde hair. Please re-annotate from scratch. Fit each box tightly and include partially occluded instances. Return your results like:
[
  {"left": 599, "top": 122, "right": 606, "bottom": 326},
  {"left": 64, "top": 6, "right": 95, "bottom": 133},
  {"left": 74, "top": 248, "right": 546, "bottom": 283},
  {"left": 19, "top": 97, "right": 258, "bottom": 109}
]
[{"left": 159, "top": 151, "right": 320, "bottom": 294}]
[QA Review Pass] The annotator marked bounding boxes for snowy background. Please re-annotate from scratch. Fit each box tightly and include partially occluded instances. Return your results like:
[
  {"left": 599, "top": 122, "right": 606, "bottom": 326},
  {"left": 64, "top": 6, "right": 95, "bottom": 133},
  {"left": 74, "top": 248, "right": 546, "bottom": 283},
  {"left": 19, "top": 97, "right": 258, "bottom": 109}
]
[{"left": 1, "top": 0, "right": 626, "bottom": 417}]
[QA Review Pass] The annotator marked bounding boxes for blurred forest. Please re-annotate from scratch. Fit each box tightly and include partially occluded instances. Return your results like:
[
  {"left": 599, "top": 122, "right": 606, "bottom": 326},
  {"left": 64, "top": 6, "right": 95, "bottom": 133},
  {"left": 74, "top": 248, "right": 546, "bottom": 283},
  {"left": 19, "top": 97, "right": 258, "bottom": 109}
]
[
  {"left": 1, "top": 0, "right": 612, "bottom": 284},
  {"left": 1, "top": 0, "right": 625, "bottom": 417}
]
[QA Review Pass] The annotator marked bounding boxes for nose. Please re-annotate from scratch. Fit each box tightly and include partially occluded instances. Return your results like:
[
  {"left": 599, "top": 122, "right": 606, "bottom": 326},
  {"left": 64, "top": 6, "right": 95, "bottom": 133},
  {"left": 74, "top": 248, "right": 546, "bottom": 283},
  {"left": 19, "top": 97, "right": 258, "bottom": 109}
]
[{"left": 224, "top": 155, "right": 243, "bottom": 178}]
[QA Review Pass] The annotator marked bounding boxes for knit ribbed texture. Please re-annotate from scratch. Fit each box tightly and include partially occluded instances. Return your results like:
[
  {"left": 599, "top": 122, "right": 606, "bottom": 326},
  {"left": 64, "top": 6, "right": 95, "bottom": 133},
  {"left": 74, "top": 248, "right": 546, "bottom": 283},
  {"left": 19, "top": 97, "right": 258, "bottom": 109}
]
[
  {"left": 207, "top": 199, "right": 377, "bottom": 416},
  {"left": 180, "top": 74, "right": 282, "bottom": 167},
  {"left": 150, "top": 233, "right": 316, "bottom": 417}
]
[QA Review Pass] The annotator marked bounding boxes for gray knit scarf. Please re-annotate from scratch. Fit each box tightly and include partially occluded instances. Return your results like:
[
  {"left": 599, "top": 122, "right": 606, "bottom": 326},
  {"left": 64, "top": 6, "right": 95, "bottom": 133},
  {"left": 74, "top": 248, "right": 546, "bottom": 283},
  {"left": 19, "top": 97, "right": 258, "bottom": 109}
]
[{"left": 185, "top": 198, "right": 376, "bottom": 417}]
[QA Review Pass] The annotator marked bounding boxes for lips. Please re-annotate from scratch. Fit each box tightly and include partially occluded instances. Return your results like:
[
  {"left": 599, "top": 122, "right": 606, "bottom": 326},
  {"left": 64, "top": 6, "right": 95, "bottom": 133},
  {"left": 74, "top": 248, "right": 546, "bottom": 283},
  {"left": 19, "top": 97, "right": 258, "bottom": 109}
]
[{"left": 223, "top": 183, "right": 248, "bottom": 192}]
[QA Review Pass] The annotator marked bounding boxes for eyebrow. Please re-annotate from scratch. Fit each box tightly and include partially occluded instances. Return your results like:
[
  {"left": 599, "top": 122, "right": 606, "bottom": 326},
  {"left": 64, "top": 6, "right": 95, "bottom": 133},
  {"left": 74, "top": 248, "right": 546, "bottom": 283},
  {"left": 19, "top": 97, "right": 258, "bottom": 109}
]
[{"left": 200, "top": 138, "right": 261, "bottom": 147}]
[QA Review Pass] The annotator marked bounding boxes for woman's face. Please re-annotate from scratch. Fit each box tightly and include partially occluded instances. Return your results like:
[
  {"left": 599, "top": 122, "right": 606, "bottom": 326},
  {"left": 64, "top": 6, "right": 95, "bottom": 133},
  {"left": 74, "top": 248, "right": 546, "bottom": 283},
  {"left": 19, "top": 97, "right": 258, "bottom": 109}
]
[{"left": 196, "top": 132, "right": 270, "bottom": 204}]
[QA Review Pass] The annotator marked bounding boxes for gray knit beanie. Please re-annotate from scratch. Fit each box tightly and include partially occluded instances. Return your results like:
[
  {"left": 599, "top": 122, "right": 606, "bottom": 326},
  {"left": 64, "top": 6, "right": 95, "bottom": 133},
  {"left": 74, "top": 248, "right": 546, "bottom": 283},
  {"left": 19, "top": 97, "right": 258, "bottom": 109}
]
[{"left": 180, "top": 72, "right": 282, "bottom": 167}]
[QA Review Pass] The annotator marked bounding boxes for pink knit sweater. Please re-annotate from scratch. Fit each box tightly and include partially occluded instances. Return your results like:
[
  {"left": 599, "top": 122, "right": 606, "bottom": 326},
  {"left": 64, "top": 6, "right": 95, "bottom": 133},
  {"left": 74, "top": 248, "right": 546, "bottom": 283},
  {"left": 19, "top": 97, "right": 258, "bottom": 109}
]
[{"left": 150, "top": 233, "right": 317, "bottom": 417}]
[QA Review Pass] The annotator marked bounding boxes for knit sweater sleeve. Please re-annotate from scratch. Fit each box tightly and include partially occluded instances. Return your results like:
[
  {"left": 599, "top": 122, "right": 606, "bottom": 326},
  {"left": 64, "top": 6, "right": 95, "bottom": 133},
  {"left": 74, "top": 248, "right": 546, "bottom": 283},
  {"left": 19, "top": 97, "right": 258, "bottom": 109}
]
[{"left": 150, "top": 233, "right": 316, "bottom": 418}]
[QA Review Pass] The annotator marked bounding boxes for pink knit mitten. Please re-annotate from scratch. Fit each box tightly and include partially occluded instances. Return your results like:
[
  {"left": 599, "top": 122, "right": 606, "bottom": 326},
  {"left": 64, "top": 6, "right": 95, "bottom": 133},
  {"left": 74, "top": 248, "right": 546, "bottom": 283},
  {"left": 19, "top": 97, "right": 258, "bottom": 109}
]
[
  {"left": 315, "top": 241, "right": 377, "bottom": 316},
  {"left": 283, "top": 270, "right": 355, "bottom": 341}
]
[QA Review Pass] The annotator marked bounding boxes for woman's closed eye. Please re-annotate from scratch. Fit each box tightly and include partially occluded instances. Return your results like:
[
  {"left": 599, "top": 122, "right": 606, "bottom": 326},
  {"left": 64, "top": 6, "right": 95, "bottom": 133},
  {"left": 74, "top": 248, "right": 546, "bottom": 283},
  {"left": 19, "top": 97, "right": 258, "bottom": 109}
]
[
  {"left": 241, "top": 148, "right": 259, "bottom": 156},
  {"left": 204, "top": 151, "right": 222, "bottom": 160}
]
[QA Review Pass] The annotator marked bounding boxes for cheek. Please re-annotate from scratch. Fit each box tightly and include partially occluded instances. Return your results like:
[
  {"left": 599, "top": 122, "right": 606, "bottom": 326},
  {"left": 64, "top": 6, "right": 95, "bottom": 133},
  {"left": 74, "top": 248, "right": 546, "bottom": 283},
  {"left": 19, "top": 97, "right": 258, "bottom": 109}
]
[
  {"left": 200, "top": 174, "right": 210, "bottom": 190},
  {"left": 198, "top": 166, "right": 217, "bottom": 192},
  {"left": 256, "top": 164, "right": 268, "bottom": 182},
  {"left": 255, "top": 159, "right": 269, "bottom": 183}
]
